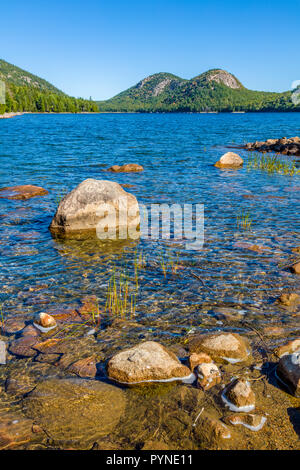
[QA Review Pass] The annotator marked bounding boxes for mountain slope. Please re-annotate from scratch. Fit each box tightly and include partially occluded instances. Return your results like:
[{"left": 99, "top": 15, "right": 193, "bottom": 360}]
[
  {"left": 0, "top": 59, "right": 98, "bottom": 114},
  {"left": 98, "top": 69, "right": 298, "bottom": 113}
]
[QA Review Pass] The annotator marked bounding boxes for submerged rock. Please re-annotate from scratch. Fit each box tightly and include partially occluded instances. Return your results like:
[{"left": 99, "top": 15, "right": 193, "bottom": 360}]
[
  {"left": 194, "top": 413, "right": 231, "bottom": 444},
  {"left": 0, "top": 185, "right": 48, "bottom": 200},
  {"left": 107, "top": 163, "right": 144, "bottom": 172},
  {"left": 189, "top": 333, "right": 250, "bottom": 364},
  {"left": 2, "top": 318, "right": 26, "bottom": 335},
  {"left": 107, "top": 341, "right": 193, "bottom": 384},
  {"left": 68, "top": 356, "right": 98, "bottom": 378},
  {"left": 23, "top": 378, "right": 126, "bottom": 448},
  {"left": 278, "top": 292, "right": 300, "bottom": 307},
  {"left": 226, "top": 414, "right": 266, "bottom": 431},
  {"left": 277, "top": 353, "right": 300, "bottom": 397},
  {"left": 196, "top": 362, "right": 221, "bottom": 390},
  {"left": 49, "top": 178, "right": 140, "bottom": 237},
  {"left": 290, "top": 262, "right": 300, "bottom": 274},
  {"left": 222, "top": 379, "right": 255, "bottom": 412},
  {"left": 9, "top": 336, "right": 38, "bottom": 358},
  {"left": 0, "top": 411, "right": 34, "bottom": 450},
  {"left": 214, "top": 152, "right": 243, "bottom": 169},
  {"left": 275, "top": 338, "right": 300, "bottom": 358}
]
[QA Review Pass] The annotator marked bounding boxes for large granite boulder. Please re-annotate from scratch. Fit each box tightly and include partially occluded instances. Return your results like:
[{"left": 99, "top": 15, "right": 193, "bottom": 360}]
[
  {"left": 107, "top": 341, "right": 193, "bottom": 385},
  {"left": 49, "top": 179, "right": 140, "bottom": 238},
  {"left": 214, "top": 152, "right": 243, "bottom": 169},
  {"left": 22, "top": 378, "right": 126, "bottom": 448}
]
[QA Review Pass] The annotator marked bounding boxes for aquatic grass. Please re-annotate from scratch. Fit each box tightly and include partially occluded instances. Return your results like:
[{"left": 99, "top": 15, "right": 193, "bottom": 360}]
[
  {"left": 247, "top": 152, "right": 300, "bottom": 176},
  {"left": 105, "top": 268, "right": 137, "bottom": 319},
  {"left": 158, "top": 249, "right": 180, "bottom": 277},
  {"left": 0, "top": 304, "right": 5, "bottom": 334},
  {"left": 237, "top": 211, "right": 253, "bottom": 231}
]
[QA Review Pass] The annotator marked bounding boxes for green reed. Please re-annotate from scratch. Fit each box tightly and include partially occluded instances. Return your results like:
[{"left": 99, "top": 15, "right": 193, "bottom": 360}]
[
  {"left": 247, "top": 152, "right": 300, "bottom": 176},
  {"left": 158, "top": 249, "right": 180, "bottom": 278},
  {"left": 0, "top": 304, "right": 5, "bottom": 333},
  {"left": 237, "top": 211, "right": 253, "bottom": 231},
  {"left": 105, "top": 268, "right": 137, "bottom": 319}
]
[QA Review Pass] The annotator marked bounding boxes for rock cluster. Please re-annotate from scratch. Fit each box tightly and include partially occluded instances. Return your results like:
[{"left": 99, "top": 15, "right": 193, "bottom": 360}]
[{"left": 244, "top": 137, "right": 300, "bottom": 156}]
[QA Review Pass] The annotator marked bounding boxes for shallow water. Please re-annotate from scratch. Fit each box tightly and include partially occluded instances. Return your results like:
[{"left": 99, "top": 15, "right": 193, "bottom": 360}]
[{"left": 0, "top": 112, "right": 299, "bottom": 449}]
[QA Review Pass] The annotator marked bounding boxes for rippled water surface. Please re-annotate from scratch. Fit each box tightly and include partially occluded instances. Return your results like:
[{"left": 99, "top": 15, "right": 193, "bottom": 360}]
[{"left": 0, "top": 113, "right": 300, "bottom": 450}]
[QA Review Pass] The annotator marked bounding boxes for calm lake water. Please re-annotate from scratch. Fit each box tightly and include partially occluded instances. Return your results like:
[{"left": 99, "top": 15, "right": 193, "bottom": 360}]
[
  {"left": 1, "top": 113, "right": 300, "bottom": 331},
  {"left": 1, "top": 113, "right": 300, "bottom": 450}
]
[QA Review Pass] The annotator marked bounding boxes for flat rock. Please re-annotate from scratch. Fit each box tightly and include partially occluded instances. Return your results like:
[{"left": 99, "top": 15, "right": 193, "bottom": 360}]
[
  {"left": 107, "top": 341, "right": 193, "bottom": 384},
  {"left": 9, "top": 336, "right": 38, "bottom": 358},
  {"left": 277, "top": 353, "right": 300, "bottom": 397},
  {"left": 68, "top": 356, "right": 98, "bottom": 378},
  {"left": 49, "top": 178, "right": 140, "bottom": 237},
  {"left": 226, "top": 413, "right": 266, "bottom": 431},
  {"left": 2, "top": 318, "right": 26, "bottom": 335},
  {"left": 5, "top": 374, "right": 36, "bottom": 396},
  {"left": 0, "top": 185, "right": 48, "bottom": 200},
  {"left": 291, "top": 262, "right": 300, "bottom": 274},
  {"left": 22, "top": 378, "right": 126, "bottom": 448},
  {"left": 222, "top": 379, "right": 255, "bottom": 411},
  {"left": 107, "top": 163, "right": 144, "bottom": 172},
  {"left": 0, "top": 411, "right": 34, "bottom": 450},
  {"left": 214, "top": 152, "right": 243, "bottom": 169},
  {"left": 189, "top": 333, "right": 250, "bottom": 364}
]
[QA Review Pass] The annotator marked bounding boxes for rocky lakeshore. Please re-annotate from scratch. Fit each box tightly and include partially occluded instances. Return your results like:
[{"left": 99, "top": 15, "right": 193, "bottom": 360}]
[
  {"left": 242, "top": 136, "right": 300, "bottom": 157},
  {"left": 0, "top": 112, "right": 23, "bottom": 119}
]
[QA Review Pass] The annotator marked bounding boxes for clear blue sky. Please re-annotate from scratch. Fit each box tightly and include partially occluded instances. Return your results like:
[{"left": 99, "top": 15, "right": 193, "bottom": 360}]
[{"left": 2, "top": 0, "right": 299, "bottom": 100}]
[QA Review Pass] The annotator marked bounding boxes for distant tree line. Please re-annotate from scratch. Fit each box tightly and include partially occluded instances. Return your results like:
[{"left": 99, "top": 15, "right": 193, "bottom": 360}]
[{"left": 0, "top": 83, "right": 98, "bottom": 114}]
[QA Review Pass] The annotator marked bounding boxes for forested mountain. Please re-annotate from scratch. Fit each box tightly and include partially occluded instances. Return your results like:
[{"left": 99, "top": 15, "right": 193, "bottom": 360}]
[
  {"left": 98, "top": 69, "right": 299, "bottom": 113},
  {"left": 0, "top": 59, "right": 98, "bottom": 113}
]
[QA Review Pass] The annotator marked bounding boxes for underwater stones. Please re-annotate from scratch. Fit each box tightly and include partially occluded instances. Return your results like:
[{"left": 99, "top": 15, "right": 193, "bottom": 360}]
[
  {"left": 0, "top": 185, "right": 48, "bottom": 200},
  {"left": 5, "top": 374, "right": 36, "bottom": 397},
  {"left": 23, "top": 378, "right": 126, "bottom": 448},
  {"left": 275, "top": 338, "right": 300, "bottom": 358},
  {"left": 214, "top": 152, "right": 243, "bottom": 169},
  {"left": 9, "top": 336, "right": 38, "bottom": 358},
  {"left": 189, "top": 333, "right": 250, "bottom": 364},
  {"left": 0, "top": 340, "right": 6, "bottom": 364},
  {"left": 196, "top": 362, "right": 221, "bottom": 391},
  {"left": 2, "top": 317, "right": 26, "bottom": 335},
  {"left": 290, "top": 262, "right": 300, "bottom": 274},
  {"left": 278, "top": 292, "right": 300, "bottom": 307},
  {"left": 107, "top": 341, "right": 193, "bottom": 385},
  {"left": 33, "top": 312, "right": 57, "bottom": 333},
  {"left": 194, "top": 413, "right": 231, "bottom": 443},
  {"left": 0, "top": 411, "right": 34, "bottom": 450},
  {"left": 226, "top": 414, "right": 266, "bottom": 431},
  {"left": 49, "top": 178, "right": 140, "bottom": 237},
  {"left": 68, "top": 356, "right": 98, "bottom": 378},
  {"left": 107, "top": 163, "right": 144, "bottom": 172},
  {"left": 222, "top": 379, "right": 255, "bottom": 412},
  {"left": 277, "top": 353, "right": 300, "bottom": 397},
  {"left": 142, "top": 440, "right": 170, "bottom": 450},
  {"left": 188, "top": 352, "right": 212, "bottom": 371}
]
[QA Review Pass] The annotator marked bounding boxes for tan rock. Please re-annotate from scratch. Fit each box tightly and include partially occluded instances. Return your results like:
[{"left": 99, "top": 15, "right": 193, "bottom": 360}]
[
  {"left": 34, "top": 312, "right": 57, "bottom": 332},
  {"left": 197, "top": 362, "right": 221, "bottom": 390},
  {"left": 188, "top": 352, "right": 212, "bottom": 371},
  {"left": 277, "top": 353, "right": 300, "bottom": 397},
  {"left": 0, "top": 185, "right": 48, "bottom": 200},
  {"left": 49, "top": 178, "right": 140, "bottom": 238},
  {"left": 292, "top": 246, "right": 300, "bottom": 254},
  {"left": 0, "top": 412, "right": 33, "bottom": 450},
  {"left": 278, "top": 292, "right": 300, "bottom": 306},
  {"left": 9, "top": 336, "right": 38, "bottom": 357},
  {"left": 214, "top": 152, "right": 243, "bottom": 169},
  {"left": 107, "top": 341, "right": 193, "bottom": 384},
  {"left": 68, "top": 356, "right": 98, "bottom": 378},
  {"left": 291, "top": 262, "right": 300, "bottom": 274},
  {"left": 2, "top": 318, "right": 26, "bottom": 335},
  {"left": 222, "top": 379, "right": 255, "bottom": 411},
  {"left": 107, "top": 163, "right": 144, "bottom": 172},
  {"left": 275, "top": 338, "right": 300, "bottom": 358},
  {"left": 189, "top": 332, "right": 250, "bottom": 363},
  {"left": 226, "top": 413, "right": 266, "bottom": 431}
]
